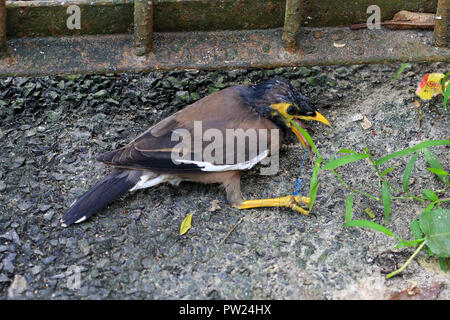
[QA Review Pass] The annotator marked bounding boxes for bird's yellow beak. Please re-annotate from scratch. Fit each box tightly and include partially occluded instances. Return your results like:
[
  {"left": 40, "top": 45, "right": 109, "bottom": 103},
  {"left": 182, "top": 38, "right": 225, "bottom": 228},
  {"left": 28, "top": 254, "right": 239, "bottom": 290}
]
[
  {"left": 295, "top": 112, "right": 330, "bottom": 126},
  {"left": 269, "top": 102, "right": 330, "bottom": 126},
  {"left": 270, "top": 102, "right": 330, "bottom": 152}
]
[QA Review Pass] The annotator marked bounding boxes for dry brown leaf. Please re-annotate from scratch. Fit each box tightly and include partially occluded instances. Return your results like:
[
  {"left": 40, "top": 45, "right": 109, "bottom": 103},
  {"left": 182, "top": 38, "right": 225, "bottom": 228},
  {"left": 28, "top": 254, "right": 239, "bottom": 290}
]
[
  {"left": 360, "top": 115, "right": 372, "bottom": 130},
  {"left": 389, "top": 282, "right": 443, "bottom": 300},
  {"left": 350, "top": 10, "right": 435, "bottom": 30},
  {"left": 386, "top": 11, "right": 435, "bottom": 30}
]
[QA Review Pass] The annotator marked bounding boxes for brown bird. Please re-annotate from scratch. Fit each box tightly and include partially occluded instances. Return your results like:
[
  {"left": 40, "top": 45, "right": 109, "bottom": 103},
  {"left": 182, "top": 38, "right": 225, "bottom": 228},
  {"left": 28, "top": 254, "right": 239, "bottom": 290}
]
[{"left": 62, "top": 78, "right": 329, "bottom": 227}]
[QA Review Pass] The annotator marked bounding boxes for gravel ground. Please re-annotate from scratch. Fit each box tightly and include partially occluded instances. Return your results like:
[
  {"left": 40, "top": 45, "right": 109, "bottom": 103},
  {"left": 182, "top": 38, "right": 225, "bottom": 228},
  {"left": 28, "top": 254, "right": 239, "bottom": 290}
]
[{"left": 0, "top": 63, "right": 449, "bottom": 300}]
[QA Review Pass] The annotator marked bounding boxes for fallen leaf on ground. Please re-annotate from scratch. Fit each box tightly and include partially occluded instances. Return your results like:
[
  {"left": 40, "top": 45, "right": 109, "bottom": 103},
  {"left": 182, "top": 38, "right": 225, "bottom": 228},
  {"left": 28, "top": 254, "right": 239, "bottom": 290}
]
[
  {"left": 360, "top": 115, "right": 372, "bottom": 130},
  {"left": 387, "top": 11, "right": 435, "bottom": 30},
  {"left": 389, "top": 282, "right": 443, "bottom": 300},
  {"left": 180, "top": 213, "right": 193, "bottom": 236}
]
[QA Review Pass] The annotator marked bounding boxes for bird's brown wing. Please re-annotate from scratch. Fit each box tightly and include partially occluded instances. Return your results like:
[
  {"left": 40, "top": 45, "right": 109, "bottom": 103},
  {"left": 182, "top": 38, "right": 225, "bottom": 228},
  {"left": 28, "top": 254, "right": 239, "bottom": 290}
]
[{"left": 97, "top": 86, "right": 278, "bottom": 173}]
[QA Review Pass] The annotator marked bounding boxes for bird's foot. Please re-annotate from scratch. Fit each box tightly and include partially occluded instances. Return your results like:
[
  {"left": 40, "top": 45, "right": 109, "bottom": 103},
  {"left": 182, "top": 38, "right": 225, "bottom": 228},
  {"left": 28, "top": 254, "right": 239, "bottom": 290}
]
[{"left": 238, "top": 195, "right": 310, "bottom": 215}]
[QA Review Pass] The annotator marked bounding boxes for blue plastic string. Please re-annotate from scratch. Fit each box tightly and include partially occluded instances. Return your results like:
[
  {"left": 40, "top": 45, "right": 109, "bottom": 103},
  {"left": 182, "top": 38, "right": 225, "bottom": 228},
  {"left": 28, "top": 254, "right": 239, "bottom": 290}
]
[{"left": 292, "top": 148, "right": 308, "bottom": 203}]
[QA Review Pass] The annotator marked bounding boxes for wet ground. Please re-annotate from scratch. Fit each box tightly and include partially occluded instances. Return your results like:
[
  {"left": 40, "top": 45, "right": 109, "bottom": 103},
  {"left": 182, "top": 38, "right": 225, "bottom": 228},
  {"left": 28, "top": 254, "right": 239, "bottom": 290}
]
[{"left": 0, "top": 62, "right": 449, "bottom": 299}]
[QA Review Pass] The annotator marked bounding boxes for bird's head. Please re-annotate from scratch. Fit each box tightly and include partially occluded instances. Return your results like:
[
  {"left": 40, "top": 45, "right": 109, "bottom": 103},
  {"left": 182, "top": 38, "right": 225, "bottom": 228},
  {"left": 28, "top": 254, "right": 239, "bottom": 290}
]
[{"left": 247, "top": 79, "right": 329, "bottom": 150}]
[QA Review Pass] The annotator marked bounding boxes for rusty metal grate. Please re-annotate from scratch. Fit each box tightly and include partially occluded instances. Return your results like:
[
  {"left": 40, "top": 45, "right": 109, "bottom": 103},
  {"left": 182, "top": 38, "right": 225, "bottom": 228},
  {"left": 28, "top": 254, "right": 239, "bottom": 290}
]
[{"left": 0, "top": 0, "right": 448, "bottom": 76}]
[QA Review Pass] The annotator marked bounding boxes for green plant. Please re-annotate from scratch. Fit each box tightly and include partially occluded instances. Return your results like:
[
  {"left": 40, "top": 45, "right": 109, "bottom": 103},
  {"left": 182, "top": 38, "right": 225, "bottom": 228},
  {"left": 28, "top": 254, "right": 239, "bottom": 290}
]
[
  {"left": 290, "top": 119, "right": 449, "bottom": 278},
  {"left": 441, "top": 71, "right": 450, "bottom": 112}
]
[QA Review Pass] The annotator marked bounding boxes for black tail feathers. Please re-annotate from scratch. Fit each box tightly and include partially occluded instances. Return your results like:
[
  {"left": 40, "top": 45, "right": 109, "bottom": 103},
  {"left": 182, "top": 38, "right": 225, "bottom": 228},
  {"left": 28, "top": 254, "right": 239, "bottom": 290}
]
[{"left": 62, "top": 170, "right": 141, "bottom": 227}]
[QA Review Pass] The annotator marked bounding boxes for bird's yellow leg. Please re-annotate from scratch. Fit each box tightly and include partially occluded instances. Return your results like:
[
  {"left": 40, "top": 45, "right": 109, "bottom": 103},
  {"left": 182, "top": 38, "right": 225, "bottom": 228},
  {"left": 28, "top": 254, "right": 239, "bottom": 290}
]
[{"left": 238, "top": 195, "right": 310, "bottom": 215}]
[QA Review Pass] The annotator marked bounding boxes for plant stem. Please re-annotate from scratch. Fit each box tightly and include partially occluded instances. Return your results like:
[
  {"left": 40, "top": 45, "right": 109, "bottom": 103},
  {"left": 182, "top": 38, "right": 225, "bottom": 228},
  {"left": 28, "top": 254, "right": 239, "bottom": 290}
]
[
  {"left": 386, "top": 241, "right": 426, "bottom": 279},
  {"left": 367, "top": 148, "right": 427, "bottom": 203},
  {"left": 330, "top": 169, "right": 380, "bottom": 201},
  {"left": 392, "top": 196, "right": 416, "bottom": 200}
]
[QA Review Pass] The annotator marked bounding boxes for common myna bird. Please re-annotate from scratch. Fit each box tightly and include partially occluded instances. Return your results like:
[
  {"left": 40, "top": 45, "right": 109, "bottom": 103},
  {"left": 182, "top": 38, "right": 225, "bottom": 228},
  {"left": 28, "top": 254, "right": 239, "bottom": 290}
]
[{"left": 62, "top": 78, "right": 329, "bottom": 227}]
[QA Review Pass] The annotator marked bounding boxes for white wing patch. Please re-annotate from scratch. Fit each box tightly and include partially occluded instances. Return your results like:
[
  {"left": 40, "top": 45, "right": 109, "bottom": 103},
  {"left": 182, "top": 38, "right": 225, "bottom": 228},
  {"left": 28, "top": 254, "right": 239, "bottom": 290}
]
[
  {"left": 129, "top": 174, "right": 169, "bottom": 192},
  {"left": 174, "top": 149, "right": 269, "bottom": 172},
  {"left": 130, "top": 174, "right": 186, "bottom": 192}
]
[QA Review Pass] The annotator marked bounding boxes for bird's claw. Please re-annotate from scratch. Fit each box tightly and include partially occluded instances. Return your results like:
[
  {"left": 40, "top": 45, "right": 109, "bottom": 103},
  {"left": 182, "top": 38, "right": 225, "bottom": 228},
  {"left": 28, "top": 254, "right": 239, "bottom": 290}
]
[
  {"left": 288, "top": 195, "right": 310, "bottom": 215},
  {"left": 238, "top": 195, "right": 310, "bottom": 215}
]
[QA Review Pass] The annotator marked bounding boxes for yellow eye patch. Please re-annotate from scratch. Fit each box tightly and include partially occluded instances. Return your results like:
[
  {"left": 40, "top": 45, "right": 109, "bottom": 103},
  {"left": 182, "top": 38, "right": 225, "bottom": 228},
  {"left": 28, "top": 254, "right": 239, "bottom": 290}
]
[{"left": 269, "top": 102, "right": 292, "bottom": 117}]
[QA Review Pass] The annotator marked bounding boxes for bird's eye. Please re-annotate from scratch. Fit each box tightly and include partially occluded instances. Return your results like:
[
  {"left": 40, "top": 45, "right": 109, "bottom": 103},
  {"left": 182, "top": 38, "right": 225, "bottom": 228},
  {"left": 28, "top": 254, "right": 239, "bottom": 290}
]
[{"left": 286, "top": 105, "right": 298, "bottom": 115}]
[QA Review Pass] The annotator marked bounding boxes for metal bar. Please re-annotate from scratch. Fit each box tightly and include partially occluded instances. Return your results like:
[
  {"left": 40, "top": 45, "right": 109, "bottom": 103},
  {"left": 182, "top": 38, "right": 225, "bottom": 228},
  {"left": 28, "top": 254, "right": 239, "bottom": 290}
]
[
  {"left": 1, "top": 28, "right": 449, "bottom": 77},
  {"left": 434, "top": 0, "right": 450, "bottom": 47},
  {"left": 283, "top": 0, "right": 303, "bottom": 52},
  {"left": 0, "top": 0, "right": 6, "bottom": 55},
  {"left": 134, "top": 0, "right": 153, "bottom": 55},
  {"left": 4, "top": 0, "right": 439, "bottom": 38}
]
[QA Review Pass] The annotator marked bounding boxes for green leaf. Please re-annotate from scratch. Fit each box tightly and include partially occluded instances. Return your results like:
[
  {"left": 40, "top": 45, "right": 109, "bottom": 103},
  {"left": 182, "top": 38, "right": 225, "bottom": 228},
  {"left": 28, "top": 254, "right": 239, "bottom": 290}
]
[
  {"left": 442, "top": 71, "right": 450, "bottom": 111},
  {"left": 345, "top": 193, "right": 354, "bottom": 223},
  {"left": 322, "top": 154, "right": 370, "bottom": 170},
  {"left": 395, "top": 239, "right": 424, "bottom": 249},
  {"left": 426, "top": 168, "right": 449, "bottom": 176},
  {"left": 402, "top": 152, "right": 419, "bottom": 192},
  {"left": 424, "top": 202, "right": 436, "bottom": 213},
  {"left": 423, "top": 189, "right": 439, "bottom": 202},
  {"left": 438, "top": 257, "right": 448, "bottom": 272},
  {"left": 179, "top": 213, "right": 193, "bottom": 236},
  {"left": 380, "top": 167, "right": 397, "bottom": 177},
  {"left": 309, "top": 157, "right": 322, "bottom": 211},
  {"left": 375, "top": 140, "right": 450, "bottom": 166},
  {"left": 392, "top": 63, "right": 409, "bottom": 82},
  {"left": 423, "top": 149, "right": 448, "bottom": 184},
  {"left": 337, "top": 148, "right": 357, "bottom": 154},
  {"left": 419, "top": 209, "right": 450, "bottom": 257},
  {"left": 344, "top": 220, "right": 395, "bottom": 237},
  {"left": 410, "top": 219, "right": 423, "bottom": 240},
  {"left": 289, "top": 119, "right": 320, "bottom": 156},
  {"left": 381, "top": 181, "right": 391, "bottom": 224}
]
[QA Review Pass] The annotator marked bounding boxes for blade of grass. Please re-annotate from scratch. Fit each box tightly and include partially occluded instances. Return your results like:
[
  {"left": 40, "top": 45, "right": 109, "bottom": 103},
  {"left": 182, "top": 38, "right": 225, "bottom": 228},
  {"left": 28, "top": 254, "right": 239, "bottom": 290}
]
[
  {"left": 410, "top": 219, "right": 422, "bottom": 240},
  {"left": 392, "top": 63, "right": 409, "bottom": 82},
  {"left": 322, "top": 154, "right": 370, "bottom": 170},
  {"left": 375, "top": 140, "right": 450, "bottom": 166},
  {"left": 439, "top": 257, "right": 448, "bottom": 272},
  {"left": 337, "top": 148, "right": 357, "bottom": 154},
  {"left": 423, "top": 189, "right": 439, "bottom": 202},
  {"left": 345, "top": 193, "right": 354, "bottom": 223},
  {"left": 442, "top": 71, "right": 450, "bottom": 111},
  {"left": 443, "top": 82, "right": 450, "bottom": 111},
  {"left": 381, "top": 167, "right": 397, "bottom": 177},
  {"left": 289, "top": 119, "right": 320, "bottom": 157},
  {"left": 423, "top": 148, "right": 448, "bottom": 184},
  {"left": 427, "top": 168, "right": 449, "bottom": 176},
  {"left": 395, "top": 239, "right": 425, "bottom": 248},
  {"left": 344, "top": 219, "right": 394, "bottom": 237},
  {"left": 402, "top": 152, "right": 419, "bottom": 192},
  {"left": 424, "top": 202, "right": 436, "bottom": 213},
  {"left": 309, "top": 157, "right": 322, "bottom": 211},
  {"left": 382, "top": 181, "right": 391, "bottom": 224}
]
